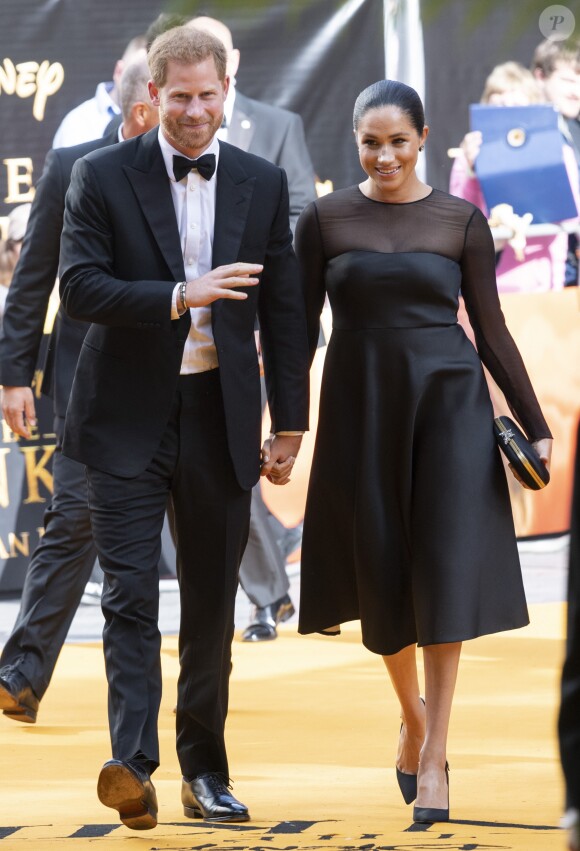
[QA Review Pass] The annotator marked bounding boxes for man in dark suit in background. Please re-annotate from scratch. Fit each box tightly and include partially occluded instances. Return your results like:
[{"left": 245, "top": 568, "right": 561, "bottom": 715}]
[
  {"left": 190, "top": 16, "right": 317, "bottom": 641},
  {"left": 560, "top": 421, "right": 580, "bottom": 851},
  {"left": 0, "top": 58, "right": 159, "bottom": 723},
  {"left": 59, "top": 26, "right": 309, "bottom": 829}
]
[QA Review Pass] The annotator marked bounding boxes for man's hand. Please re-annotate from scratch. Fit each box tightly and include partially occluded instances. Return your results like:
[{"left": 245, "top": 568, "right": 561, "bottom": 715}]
[
  {"left": 2, "top": 386, "right": 36, "bottom": 439},
  {"left": 185, "top": 263, "right": 263, "bottom": 307},
  {"left": 260, "top": 434, "right": 303, "bottom": 486}
]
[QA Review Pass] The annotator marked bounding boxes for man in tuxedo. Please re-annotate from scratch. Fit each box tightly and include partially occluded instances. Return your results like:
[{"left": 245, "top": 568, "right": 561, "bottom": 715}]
[
  {"left": 190, "top": 16, "right": 316, "bottom": 641},
  {"left": 0, "top": 58, "right": 158, "bottom": 723},
  {"left": 59, "top": 26, "right": 309, "bottom": 829}
]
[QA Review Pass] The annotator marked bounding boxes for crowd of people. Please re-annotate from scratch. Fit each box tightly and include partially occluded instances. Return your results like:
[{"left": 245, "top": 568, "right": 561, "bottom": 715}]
[
  {"left": 0, "top": 10, "right": 578, "bottom": 845},
  {"left": 450, "top": 40, "right": 580, "bottom": 292}
]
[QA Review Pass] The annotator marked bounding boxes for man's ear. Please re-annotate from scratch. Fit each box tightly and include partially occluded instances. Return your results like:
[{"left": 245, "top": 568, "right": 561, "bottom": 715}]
[
  {"left": 148, "top": 80, "right": 161, "bottom": 107},
  {"left": 134, "top": 102, "right": 148, "bottom": 129}
]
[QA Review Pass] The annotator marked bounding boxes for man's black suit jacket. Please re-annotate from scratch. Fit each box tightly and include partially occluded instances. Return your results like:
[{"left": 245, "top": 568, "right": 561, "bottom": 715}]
[
  {"left": 0, "top": 128, "right": 118, "bottom": 418},
  {"left": 59, "top": 129, "right": 310, "bottom": 490},
  {"left": 227, "top": 92, "right": 316, "bottom": 231}
]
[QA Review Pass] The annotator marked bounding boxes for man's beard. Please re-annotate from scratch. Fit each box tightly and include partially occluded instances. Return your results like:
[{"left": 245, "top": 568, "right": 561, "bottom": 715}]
[{"left": 161, "top": 112, "right": 221, "bottom": 154}]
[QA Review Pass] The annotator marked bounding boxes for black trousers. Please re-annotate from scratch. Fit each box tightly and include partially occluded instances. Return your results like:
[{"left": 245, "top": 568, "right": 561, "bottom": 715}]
[
  {"left": 86, "top": 370, "right": 251, "bottom": 780},
  {"left": 0, "top": 416, "right": 97, "bottom": 698}
]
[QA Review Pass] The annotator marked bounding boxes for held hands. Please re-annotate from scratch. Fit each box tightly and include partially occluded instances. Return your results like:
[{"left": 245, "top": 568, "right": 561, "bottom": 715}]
[
  {"left": 509, "top": 437, "right": 553, "bottom": 490},
  {"left": 1, "top": 386, "right": 37, "bottom": 439},
  {"left": 185, "top": 263, "right": 263, "bottom": 307},
  {"left": 260, "top": 434, "right": 303, "bottom": 486}
]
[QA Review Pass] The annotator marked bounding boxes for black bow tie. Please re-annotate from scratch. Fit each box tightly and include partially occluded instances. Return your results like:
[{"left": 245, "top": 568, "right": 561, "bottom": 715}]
[{"left": 173, "top": 153, "right": 216, "bottom": 182}]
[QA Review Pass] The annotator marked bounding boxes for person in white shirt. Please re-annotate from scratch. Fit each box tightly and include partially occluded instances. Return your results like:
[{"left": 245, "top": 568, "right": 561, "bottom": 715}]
[{"left": 52, "top": 35, "right": 147, "bottom": 148}]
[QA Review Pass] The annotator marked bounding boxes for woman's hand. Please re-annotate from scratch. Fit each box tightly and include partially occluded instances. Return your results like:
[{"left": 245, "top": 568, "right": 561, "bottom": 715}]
[
  {"left": 508, "top": 437, "right": 553, "bottom": 489},
  {"left": 460, "top": 130, "right": 482, "bottom": 169},
  {"left": 260, "top": 434, "right": 303, "bottom": 485}
]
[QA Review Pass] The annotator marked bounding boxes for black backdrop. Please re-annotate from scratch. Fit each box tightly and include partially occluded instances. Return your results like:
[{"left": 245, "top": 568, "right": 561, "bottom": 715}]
[
  {"left": 0, "top": 0, "right": 549, "bottom": 216},
  {"left": 0, "top": 0, "right": 385, "bottom": 218}
]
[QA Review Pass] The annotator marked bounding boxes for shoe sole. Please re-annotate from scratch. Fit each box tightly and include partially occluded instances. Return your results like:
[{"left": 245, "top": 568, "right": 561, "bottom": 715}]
[
  {"left": 2, "top": 708, "right": 37, "bottom": 723},
  {"left": 0, "top": 684, "right": 20, "bottom": 712},
  {"left": 97, "top": 763, "right": 157, "bottom": 830},
  {"left": 0, "top": 684, "right": 37, "bottom": 723},
  {"left": 183, "top": 805, "right": 250, "bottom": 822}
]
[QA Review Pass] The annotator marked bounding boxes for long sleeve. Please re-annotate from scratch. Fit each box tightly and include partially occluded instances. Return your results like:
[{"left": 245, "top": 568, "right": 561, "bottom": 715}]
[
  {"left": 60, "top": 157, "right": 174, "bottom": 328},
  {"left": 257, "top": 168, "right": 310, "bottom": 434},
  {"left": 460, "top": 206, "right": 552, "bottom": 440},
  {"left": 295, "top": 201, "right": 327, "bottom": 363},
  {"left": 0, "top": 150, "right": 65, "bottom": 387}
]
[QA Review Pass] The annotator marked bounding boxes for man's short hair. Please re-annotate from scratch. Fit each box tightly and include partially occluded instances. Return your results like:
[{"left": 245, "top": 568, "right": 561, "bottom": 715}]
[
  {"left": 532, "top": 38, "right": 580, "bottom": 76},
  {"left": 148, "top": 25, "right": 227, "bottom": 87},
  {"left": 145, "top": 13, "right": 187, "bottom": 52},
  {"left": 119, "top": 57, "right": 152, "bottom": 120}
]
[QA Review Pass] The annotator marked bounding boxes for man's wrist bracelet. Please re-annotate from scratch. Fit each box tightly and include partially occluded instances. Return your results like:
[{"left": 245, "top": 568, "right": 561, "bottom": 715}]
[{"left": 178, "top": 281, "right": 187, "bottom": 314}]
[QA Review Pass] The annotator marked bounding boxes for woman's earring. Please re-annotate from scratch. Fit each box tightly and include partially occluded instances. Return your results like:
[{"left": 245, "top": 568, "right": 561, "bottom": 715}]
[{"left": 419, "top": 145, "right": 425, "bottom": 152}]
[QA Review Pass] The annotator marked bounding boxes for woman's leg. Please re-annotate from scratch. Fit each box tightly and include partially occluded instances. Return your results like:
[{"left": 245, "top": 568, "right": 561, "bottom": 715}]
[
  {"left": 416, "top": 641, "right": 462, "bottom": 810},
  {"left": 382, "top": 644, "right": 426, "bottom": 775}
]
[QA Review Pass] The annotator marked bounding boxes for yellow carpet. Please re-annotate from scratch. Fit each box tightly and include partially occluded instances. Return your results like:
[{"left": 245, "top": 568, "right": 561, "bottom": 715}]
[{"left": 0, "top": 603, "right": 568, "bottom": 850}]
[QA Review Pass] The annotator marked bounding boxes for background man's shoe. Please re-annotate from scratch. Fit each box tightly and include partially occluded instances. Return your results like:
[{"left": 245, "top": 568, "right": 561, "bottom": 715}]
[
  {"left": 242, "top": 593, "right": 295, "bottom": 642},
  {"left": 182, "top": 773, "right": 249, "bottom": 822},
  {"left": 0, "top": 667, "right": 39, "bottom": 723},
  {"left": 97, "top": 760, "right": 158, "bottom": 830}
]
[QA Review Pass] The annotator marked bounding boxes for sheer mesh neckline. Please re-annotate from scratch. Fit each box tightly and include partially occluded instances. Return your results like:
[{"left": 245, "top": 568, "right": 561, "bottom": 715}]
[{"left": 356, "top": 185, "right": 435, "bottom": 206}]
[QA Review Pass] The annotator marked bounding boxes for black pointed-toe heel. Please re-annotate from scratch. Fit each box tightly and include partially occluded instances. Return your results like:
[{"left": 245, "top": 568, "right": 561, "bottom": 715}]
[
  {"left": 413, "top": 762, "right": 450, "bottom": 824},
  {"left": 396, "top": 765, "right": 418, "bottom": 805},
  {"left": 395, "top": 697, "right": 425, "bottom": 804}
]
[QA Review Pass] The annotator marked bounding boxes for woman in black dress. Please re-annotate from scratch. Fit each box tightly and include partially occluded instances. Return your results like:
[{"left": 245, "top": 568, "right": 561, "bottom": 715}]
[{"left": 295, "top": 80, "right": 552, "bottom": 823}]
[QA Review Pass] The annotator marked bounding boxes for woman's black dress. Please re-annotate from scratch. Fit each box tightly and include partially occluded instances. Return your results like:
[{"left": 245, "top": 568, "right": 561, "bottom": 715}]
[{"left": 295, "top": 187, "right": 552, "bottom": 656}]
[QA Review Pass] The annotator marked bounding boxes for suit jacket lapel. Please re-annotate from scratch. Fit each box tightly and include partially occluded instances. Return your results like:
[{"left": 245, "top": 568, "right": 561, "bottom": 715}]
[
  {"left": 123, "top": 129, "right": 185, "bottom": 282},
  {"left": 212, "top": 142, "right": 255, "bottom": 268}
]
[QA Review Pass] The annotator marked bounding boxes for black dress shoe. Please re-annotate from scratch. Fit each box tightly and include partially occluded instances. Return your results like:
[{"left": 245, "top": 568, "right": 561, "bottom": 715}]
[
  {"left": 182, "top": 773, "right": 249, "bottom": 822},
  {"left": 0, "top": 667, "right": 39, "bottom": 724},
  {"left": 97, "top": 759, "right": 158, "bottom": 830},
  {"left": 242, "top": 593, "right": 295, "bottom": 642}
]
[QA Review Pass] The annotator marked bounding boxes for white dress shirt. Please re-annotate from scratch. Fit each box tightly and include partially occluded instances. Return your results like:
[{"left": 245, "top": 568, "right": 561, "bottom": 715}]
[
  {"left": 158, "top": 129, "right": 220, "bottom": 374},
  {"left": 52, "top": 82, "right": 120, "bottom": 148},
  {"left": 217, "top": 83, "right": 236, "bottom": 142}
]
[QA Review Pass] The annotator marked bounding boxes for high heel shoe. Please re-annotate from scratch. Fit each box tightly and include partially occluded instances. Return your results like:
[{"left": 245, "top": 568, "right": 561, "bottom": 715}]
[
  {"left": 396, "top": 765, "right": 417, "bottom": 805},
  {"left": 412, "top": 761, "right": 450, "bottom": 823},
  {"left": 395, "top": 697, "right": 425, "bottom": 804}
]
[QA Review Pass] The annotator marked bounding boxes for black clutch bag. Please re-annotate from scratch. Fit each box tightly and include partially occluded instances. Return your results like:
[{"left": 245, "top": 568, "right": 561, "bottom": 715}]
[{"left": 493, "top": 416, "right": 550, "bottom": 490}]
